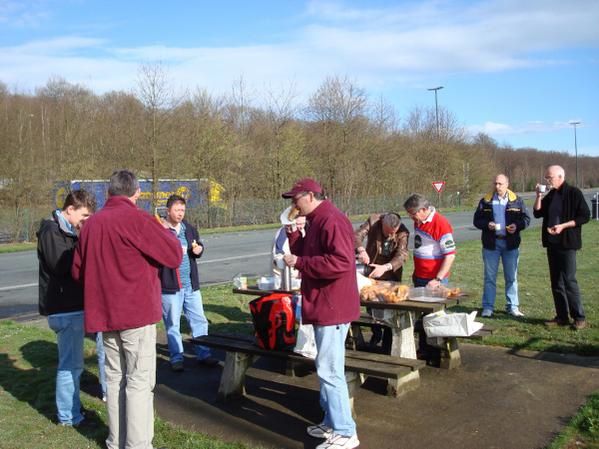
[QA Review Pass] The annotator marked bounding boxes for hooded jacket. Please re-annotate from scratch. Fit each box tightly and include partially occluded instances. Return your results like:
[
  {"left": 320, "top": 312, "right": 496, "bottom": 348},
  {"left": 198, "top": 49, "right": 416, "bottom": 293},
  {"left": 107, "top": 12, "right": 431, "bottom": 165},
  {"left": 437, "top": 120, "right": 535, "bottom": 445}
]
[{"left": 37, "top": 210, "right": 83, "bottom": 316}]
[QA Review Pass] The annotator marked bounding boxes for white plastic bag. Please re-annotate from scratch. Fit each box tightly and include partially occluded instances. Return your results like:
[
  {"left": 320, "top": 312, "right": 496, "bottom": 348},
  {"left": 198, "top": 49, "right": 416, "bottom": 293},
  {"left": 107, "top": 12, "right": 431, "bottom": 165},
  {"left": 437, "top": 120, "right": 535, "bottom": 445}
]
[
  {"left": 294, "top": 322, "right": 317, "bottom": 359},
  {"left": 423, "top": 309, "right": 483, "bottom": 338},
  {"left": 292, "top": 295, "right": 317, "bottom": 359}
]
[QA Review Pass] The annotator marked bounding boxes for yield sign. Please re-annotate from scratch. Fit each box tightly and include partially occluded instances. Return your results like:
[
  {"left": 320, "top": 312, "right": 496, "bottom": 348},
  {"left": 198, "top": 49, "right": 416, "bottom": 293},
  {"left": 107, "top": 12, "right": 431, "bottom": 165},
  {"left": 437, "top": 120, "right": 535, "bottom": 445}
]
[{"left": 432, "top": 181, "right": 445, "bottom": 193}]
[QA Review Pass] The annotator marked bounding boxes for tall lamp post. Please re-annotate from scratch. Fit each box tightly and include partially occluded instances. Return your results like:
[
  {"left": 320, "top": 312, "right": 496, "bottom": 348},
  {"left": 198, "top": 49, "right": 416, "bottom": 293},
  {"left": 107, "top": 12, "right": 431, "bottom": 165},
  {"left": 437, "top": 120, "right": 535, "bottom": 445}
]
[
  {"left": 569, "top": 120, "right": 581, "bottom": 188},
  {"left": 428, "top": 86, "right": 443, "bottom": 137}
]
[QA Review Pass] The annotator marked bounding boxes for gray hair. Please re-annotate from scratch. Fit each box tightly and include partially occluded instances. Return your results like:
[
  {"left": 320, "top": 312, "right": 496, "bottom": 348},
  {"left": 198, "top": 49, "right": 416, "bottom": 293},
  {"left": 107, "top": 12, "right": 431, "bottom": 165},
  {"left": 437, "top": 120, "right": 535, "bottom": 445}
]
[
  {"left": 403, "top": 194, "right": 431, "bottom": 212},
  {"left": 382, "top": 213, "right": 401, "bottom": 228},
  {"left": 108, "top": 170, "right": 139, "bottom": 197}
]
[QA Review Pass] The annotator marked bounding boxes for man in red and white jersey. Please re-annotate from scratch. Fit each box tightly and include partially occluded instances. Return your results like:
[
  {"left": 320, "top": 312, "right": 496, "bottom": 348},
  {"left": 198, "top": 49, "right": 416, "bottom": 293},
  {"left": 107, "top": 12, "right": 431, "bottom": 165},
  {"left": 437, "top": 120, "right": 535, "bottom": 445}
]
[
  {"left": 403, "top": 193, "right": 456, "bottom": 288},
  {"left": 403, "top": 193, "right": 457, "bottom": 365}
]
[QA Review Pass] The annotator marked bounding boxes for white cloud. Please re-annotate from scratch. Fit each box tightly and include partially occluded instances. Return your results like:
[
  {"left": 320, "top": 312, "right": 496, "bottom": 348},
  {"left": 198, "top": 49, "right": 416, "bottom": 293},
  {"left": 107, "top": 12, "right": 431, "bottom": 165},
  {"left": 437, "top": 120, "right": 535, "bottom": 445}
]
[{"left": 0, "top": 0, "right": 598, "bottom": 96}]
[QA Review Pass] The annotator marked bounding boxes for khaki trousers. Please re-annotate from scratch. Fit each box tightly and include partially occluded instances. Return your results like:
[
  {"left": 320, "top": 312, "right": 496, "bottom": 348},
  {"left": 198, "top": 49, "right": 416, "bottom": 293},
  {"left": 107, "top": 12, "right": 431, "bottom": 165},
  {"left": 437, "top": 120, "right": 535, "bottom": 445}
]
[{"left": 103, "top": 324, "right": 156, "bottom": 449}]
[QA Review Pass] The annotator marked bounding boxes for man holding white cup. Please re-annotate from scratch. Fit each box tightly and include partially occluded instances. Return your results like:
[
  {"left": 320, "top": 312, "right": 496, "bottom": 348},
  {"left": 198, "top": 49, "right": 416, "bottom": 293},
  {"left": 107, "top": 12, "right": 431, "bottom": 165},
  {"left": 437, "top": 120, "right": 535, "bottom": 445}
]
[
  {"left": 533, "top": 165, "right": 590, "bottom": 330},
  {"left": 473, "top": 174, "right": 530, "bottom": 317}
]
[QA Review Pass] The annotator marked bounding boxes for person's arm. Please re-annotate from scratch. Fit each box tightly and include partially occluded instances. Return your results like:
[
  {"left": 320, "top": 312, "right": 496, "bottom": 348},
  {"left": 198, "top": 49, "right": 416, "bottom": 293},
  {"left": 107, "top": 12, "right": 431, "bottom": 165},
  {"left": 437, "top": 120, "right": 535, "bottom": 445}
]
[
  {"left": 292, "top": 218, "right": 355, "bottom": 280},
  {"left": 426, "top": 254, "right": 456, "bottom": 288},
  {"left": 133, "top": 214, "right": 183, "bottom": 269},
  {"left": 472, "top": 199, "right": 491, "bottom": 230},
  {"left": 550, "top": 190, "right": 590, "bottom": 235},
  {"left": 533, "top": 187, "right": 544, "bottom": 218},
  {"left": 507, "top": 198, "right": 531, "bottom": 234},
  {"left": 189, "top": 223, "right": 204, "bottom": 258},
  {"left": 354, "top": 218, "right": 372, "bottom": 265},
  {"left": 39, "top": 226, "right": 74, "bottom": 277}
]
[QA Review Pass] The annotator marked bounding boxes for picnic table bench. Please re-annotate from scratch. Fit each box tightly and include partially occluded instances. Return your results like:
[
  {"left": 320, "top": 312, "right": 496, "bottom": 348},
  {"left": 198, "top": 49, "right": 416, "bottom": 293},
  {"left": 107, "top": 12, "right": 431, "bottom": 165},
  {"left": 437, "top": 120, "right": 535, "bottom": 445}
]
[
  {"left": 191, "top": 333, "right": 426, "bottom": 413},
  {"left": 351, "top": 309, "right": 494, "bottom": 369}
]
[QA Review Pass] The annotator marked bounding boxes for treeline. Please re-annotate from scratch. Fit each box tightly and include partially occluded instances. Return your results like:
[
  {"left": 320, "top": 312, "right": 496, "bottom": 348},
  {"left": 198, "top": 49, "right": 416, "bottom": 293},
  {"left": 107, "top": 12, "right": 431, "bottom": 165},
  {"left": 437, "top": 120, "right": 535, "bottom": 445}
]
[{"left": 1, "top": 67, "right": 598, "bottom": 239}]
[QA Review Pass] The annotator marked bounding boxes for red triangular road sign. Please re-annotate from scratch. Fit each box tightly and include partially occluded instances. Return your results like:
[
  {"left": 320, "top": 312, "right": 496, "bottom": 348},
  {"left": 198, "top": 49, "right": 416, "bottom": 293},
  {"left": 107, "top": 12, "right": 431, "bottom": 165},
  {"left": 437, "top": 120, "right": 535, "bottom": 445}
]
[{"left": 432, "top": 181, "right": 445, "bottom": 193}]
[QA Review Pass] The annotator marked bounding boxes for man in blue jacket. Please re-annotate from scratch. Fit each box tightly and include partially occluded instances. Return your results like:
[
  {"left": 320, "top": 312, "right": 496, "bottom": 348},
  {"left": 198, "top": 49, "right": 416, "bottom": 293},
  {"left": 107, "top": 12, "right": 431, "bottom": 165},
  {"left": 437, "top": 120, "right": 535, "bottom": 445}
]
[
  {"left": 533, "top": 165, "right": 590, "bottom": 330},
  {"left": 160, "top": 194, "right": 217, "bottom": 371},
  {"left": 474, "top": 174, "right": 530, "bottom": 318}
]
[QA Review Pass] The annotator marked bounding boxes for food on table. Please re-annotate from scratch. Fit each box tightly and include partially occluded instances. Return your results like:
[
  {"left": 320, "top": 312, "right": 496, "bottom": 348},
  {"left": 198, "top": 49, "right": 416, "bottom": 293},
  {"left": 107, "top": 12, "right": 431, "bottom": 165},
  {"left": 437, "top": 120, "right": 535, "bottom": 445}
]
[
  {"left": 359, "top": 281, "right": 410, "bottom": 303},
  {"left": 436, "top": 285, "right": 462, "bottom": 298}
]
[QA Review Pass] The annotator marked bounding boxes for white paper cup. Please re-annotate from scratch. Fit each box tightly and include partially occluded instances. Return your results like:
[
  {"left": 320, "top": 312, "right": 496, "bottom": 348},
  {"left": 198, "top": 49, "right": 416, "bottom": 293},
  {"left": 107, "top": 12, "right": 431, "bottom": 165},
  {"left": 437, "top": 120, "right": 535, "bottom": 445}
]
[
  {"left": 494, "top": 223, "right": 501, "bottom": 231},
  {"left": 538, "top": 184, "right": 546, "bottom": 193}
]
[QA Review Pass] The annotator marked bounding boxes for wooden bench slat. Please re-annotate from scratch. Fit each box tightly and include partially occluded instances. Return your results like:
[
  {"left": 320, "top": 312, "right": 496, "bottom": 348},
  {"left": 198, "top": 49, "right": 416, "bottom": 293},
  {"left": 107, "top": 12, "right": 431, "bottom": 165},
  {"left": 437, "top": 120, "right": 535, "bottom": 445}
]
[{"left": 192, "top": 335, "right": 423, "bottom": 372}]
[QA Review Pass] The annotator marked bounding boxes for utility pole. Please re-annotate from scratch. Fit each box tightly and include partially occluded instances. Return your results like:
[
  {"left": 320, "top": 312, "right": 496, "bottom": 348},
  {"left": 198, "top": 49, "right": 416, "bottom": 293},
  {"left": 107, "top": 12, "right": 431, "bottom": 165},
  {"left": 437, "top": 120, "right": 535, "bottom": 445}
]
[
  {"left": 569, "top": 120, "right": 581, "bottom": 188},
  {"left": 427, "top": 86, "right": 443, "bottom": 137}
]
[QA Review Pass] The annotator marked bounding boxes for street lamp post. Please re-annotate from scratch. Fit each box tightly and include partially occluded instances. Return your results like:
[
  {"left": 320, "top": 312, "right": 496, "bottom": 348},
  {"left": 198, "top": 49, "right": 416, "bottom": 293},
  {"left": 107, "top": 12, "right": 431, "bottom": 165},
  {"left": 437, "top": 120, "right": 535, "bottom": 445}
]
[
  {"left": 428, "top": 86, "right": 443, "bottom": 137},
  {"left": 569, "top": 120, "right": 581, "bottom": 188}
]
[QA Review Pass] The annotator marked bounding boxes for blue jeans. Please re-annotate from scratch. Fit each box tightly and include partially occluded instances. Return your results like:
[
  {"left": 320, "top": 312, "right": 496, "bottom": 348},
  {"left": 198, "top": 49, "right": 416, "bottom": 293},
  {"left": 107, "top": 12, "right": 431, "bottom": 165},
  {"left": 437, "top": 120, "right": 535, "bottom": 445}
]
[
  {"left": 48, "top": 311, "right": 85, "bottom": 425},
  {"left": 413, "top": 276, "right": 449, "bottom": 287},
  {"left": 96, "top": 332, "right": 107, "bottom": 398},
  {"left": 162, "top": 285, "right": 211, "bottom": 363},
  {"left": 482, "top": 239, "right": 519, "bottom": 312},
  {"left": 313, "top": 323, "right": 356, "bottom": 437}
]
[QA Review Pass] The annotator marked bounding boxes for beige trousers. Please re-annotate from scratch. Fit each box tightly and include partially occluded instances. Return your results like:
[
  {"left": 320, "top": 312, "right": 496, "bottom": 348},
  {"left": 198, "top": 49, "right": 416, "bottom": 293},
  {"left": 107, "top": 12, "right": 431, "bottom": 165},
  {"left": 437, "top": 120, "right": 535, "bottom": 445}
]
[{"left": 103, "top": 324, "right": 157, "bottom": 449}]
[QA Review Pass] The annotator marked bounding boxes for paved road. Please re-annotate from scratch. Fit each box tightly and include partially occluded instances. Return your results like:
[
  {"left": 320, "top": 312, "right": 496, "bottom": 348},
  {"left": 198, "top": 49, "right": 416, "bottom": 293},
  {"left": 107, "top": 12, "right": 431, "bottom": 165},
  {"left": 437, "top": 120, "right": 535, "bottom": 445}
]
[{"left": 5, "top": 191, "right": 598, "bottom": 320}]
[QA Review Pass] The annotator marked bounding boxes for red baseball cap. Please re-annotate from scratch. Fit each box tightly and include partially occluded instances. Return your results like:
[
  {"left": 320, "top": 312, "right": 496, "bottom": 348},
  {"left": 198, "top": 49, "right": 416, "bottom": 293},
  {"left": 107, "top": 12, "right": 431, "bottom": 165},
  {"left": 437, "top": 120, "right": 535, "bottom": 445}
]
[{"left": 281, "top": 178, "right": 323, "bottom": 198}]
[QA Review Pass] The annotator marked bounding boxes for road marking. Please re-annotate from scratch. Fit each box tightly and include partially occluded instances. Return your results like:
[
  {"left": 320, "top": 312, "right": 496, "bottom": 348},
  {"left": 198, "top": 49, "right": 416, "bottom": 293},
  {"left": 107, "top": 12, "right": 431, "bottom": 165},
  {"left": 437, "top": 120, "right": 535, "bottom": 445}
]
[
  {"left": 0, "top": 282, "right": 37, "bottom": 291},
  {"left": 198, "top": 252, "right": 270, "bottom": 264}
]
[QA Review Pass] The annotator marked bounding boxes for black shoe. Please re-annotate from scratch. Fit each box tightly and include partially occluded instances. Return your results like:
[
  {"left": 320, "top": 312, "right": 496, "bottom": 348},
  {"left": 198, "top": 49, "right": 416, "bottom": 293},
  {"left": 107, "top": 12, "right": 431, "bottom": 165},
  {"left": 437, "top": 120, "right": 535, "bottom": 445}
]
[
  {"left": 171, "top": 361, "right": 184, "bottom": 372},
  {"left": 197, "top": 357, "right": 219, "bottom": 366},
  {"left": 544, "top": 317, "right": 570, "bottom": 327}
]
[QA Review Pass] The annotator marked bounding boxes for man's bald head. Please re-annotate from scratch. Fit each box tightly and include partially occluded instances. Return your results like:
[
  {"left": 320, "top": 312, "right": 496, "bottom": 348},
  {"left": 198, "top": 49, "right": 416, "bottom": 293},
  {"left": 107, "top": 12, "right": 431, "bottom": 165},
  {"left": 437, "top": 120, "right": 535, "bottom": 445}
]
[{"left": 545, "top": 165, "right": 566, "bottom": 189}]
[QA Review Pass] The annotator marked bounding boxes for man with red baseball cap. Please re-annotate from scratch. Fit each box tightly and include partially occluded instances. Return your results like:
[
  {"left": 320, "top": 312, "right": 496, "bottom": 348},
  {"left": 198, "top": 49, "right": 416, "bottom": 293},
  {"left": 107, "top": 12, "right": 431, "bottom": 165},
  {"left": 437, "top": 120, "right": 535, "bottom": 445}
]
[{"left": 282, "top": 178, "right": 360, "bottom": 449}]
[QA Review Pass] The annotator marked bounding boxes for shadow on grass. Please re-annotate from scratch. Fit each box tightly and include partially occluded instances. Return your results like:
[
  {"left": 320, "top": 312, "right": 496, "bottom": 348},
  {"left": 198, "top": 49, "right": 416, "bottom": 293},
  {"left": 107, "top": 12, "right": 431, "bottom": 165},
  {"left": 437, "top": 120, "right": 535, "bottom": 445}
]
[
  {"left": 0, "top": 340, "right": 107, "bottom": 445},
  {"left": 506, "top": 339, "right": 599, "bottom": 368}
]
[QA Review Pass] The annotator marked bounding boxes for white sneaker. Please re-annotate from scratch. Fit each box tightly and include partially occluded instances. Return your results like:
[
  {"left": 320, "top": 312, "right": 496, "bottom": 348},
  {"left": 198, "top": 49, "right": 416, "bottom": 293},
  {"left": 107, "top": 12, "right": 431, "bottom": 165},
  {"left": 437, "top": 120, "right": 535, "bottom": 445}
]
[
  {"left": 307, "top": 423, "right": 333, "bottom": 439},
  {"left": 508, "top": 308, "right": 524, "bottom": 317},
  {"left": 481, "top": 309, "right": 493, "bottom": 318},
  {"left": 316, "top": 433, "right": 360, "bottom": 449}
]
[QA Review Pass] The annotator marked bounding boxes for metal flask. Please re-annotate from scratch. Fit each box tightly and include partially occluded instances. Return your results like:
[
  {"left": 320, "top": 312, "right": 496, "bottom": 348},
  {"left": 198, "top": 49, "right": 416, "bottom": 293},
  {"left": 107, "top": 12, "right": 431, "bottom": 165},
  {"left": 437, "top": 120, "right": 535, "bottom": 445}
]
[{"left": 282, "top": 265, "right": 292, "bottom": 291}]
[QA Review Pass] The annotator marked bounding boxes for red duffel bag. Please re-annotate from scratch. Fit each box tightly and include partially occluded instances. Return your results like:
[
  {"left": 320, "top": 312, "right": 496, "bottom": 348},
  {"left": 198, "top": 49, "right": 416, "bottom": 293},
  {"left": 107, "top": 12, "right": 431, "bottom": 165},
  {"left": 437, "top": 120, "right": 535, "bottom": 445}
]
[{"left": 249, "top": 293, "right": 296, "bottom": 350}]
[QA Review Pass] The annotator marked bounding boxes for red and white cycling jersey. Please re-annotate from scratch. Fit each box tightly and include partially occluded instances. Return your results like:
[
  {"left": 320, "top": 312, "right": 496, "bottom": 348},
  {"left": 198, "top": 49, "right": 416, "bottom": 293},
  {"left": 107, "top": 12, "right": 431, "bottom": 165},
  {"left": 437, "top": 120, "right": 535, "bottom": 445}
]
[{"left": 413, "top": 208, "right": 456, "bottom": 279}]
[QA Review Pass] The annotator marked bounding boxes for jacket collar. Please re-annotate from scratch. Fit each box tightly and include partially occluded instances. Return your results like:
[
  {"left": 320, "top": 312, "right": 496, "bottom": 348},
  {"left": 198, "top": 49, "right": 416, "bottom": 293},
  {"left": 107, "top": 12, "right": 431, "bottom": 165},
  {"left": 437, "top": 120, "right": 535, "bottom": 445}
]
[{"left": 483, "top": 189, "right": 517, "bottom": 202}]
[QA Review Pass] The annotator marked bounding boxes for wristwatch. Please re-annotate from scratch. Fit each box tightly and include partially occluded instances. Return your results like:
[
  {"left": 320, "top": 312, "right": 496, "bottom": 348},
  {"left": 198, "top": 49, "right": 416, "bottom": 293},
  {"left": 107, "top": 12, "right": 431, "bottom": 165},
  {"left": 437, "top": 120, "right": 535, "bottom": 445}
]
[{"left": 434, "top": 277, "right": 442, "bottom": 282}]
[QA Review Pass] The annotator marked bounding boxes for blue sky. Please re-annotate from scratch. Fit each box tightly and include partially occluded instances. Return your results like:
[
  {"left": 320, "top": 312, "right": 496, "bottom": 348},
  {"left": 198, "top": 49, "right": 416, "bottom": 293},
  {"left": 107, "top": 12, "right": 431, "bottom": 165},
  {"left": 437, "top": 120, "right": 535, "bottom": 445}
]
[{"left": 1, "top": 0, "right": 598, "bottom": 156}]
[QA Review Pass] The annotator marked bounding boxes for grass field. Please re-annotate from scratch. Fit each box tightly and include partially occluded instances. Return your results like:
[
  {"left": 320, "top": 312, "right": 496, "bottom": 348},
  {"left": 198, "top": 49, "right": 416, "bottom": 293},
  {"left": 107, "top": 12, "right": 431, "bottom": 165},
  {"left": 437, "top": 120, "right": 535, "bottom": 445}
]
[{"left": 0, "top": 221, "right": 597, "bottom": 448}]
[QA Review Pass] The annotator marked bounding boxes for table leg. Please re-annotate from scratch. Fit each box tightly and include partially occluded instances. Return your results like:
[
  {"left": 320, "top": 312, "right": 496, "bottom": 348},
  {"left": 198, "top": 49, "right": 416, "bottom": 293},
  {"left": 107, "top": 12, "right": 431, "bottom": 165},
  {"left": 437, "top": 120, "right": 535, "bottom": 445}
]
[{"left": 387, "top": 311, "right": 420, "bottom": 396}]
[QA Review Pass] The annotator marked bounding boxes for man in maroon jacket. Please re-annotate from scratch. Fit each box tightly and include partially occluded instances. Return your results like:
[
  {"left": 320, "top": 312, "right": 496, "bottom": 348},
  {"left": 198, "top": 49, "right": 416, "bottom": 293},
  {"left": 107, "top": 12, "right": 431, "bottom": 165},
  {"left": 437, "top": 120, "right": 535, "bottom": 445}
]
[
  {"left": 72, "top": 170, "right": 181, "bottom": 449},
  {"left": 282, "top": 178, "right": 360, "bottom": 449}
]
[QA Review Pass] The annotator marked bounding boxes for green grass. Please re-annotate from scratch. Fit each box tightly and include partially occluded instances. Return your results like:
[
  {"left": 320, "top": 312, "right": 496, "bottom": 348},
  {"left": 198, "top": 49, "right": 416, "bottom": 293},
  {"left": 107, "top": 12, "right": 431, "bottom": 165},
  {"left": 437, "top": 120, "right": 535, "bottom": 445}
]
[
  {"left": 0, "top": 320, "right": 257, "bottom": 449},
  {"left": 1, "top": 222, "right": 597, "bottom": 448},
  {"left": 0, "top": 242, "right": 36, "bottom": 253},
  {"left": 446, "top": 221, "right": 599, "bottom": 356}
]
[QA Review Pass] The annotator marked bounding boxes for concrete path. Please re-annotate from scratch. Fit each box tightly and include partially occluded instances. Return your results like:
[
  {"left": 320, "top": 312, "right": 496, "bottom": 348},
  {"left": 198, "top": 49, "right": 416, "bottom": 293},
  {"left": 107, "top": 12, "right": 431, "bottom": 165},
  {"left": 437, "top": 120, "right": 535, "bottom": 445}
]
[{"left": 153, "top": 334, "right": 599, "bottom": 449}]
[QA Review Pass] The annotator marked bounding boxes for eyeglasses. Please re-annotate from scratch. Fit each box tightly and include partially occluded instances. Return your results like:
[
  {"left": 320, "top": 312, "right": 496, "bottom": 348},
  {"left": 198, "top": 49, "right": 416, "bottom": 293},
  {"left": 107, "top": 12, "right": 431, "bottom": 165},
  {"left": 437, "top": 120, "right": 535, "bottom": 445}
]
[{"left": 292, "top": 192, "right": 309, "bottom": 203}]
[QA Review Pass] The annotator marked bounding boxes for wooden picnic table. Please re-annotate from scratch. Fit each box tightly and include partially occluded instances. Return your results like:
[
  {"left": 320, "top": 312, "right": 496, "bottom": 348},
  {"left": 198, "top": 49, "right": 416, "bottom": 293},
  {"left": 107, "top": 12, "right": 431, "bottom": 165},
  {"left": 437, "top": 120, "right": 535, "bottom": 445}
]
[
  {"left": 231, "top": 287, "right": 428, "bottom": 396},
  {"left": 358, "top": 295, "right": 474, "bottom": 370}
]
